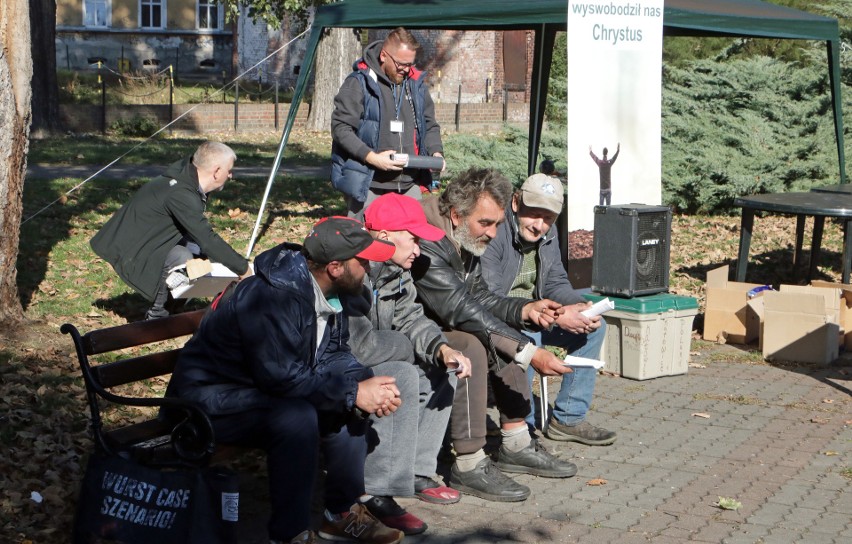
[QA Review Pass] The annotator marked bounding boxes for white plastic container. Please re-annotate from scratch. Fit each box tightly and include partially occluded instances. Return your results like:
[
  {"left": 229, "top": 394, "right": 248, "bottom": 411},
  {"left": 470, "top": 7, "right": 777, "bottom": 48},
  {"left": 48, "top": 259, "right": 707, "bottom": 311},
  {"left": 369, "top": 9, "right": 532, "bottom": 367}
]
[{"left": 586, "top": 293, "right": 698, "bottom": 380}]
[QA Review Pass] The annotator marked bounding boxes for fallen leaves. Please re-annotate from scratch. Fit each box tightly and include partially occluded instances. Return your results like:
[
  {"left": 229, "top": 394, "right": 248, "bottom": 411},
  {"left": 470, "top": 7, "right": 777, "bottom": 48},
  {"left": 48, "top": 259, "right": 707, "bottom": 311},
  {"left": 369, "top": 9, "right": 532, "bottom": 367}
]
[
  {"left": 586, "top": 478, "right": 608, "bottom": 486},
  {"left": 227, "top": 207, "right": 244, "bottom": 219},
  {"left": 716, "top": 497, "right": 742, "bottom": 511}
]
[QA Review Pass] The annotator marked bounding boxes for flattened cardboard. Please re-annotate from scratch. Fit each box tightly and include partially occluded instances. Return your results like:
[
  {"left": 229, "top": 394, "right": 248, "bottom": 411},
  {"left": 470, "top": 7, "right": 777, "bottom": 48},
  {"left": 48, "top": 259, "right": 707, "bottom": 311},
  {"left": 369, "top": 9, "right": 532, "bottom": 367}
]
[
  {"left": 170, "top": 262, "right": 237, "bottom": 299},
  {"left": 703, "top": 265, "right": 764, "bottom": 344},
  {"left": 185, "top": 258, "right": 213, "bottom": 280},
  {"left": 762, "top": 291, "right": 839, "bottom": 365}
]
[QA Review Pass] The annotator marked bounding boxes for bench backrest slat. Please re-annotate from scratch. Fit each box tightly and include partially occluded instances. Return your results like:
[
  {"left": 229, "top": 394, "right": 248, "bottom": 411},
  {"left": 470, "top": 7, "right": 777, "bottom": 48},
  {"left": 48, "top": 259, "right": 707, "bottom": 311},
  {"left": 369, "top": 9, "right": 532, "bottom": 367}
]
[
  {"left": 83, "top": 309, "right": 206, "bottom": 355},
  {"left": 94, "top": 349, "right": 183, "bottom": 388}
]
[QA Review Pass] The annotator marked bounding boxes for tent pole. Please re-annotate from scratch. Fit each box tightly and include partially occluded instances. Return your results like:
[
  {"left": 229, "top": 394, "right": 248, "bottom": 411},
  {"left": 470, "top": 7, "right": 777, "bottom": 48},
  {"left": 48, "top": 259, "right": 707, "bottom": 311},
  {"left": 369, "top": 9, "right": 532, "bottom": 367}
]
[
  {"left": 826, "top": 39, "right": 847, "bottom": 183},
  {"left": 527, "top": 24, "right": 555, "bottom": 177},
  {"left": 245, "top": 27, "right": 323, "bottom": 258}
]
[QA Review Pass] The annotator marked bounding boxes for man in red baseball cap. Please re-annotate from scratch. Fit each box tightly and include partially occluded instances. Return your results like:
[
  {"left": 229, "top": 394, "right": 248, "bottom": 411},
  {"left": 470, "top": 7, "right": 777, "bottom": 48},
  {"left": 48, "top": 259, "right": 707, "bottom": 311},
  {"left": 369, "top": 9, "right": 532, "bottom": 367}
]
[
  {"left": 341, "top": 194, "right": 472, "bottom": 535},
  {"left": 170, "top": 216, "right": 405, "bottom": 544}
]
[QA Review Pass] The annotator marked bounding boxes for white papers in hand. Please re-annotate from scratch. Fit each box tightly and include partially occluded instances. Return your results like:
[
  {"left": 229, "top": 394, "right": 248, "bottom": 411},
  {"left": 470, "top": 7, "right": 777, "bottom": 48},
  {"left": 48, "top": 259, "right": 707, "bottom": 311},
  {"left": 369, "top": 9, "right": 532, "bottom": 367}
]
[
  {"left": 563, "top": 355, "right": 605, "bottom": 369},
  {"left": 581, "top": 297, "right": 615, "bottom": 318}
]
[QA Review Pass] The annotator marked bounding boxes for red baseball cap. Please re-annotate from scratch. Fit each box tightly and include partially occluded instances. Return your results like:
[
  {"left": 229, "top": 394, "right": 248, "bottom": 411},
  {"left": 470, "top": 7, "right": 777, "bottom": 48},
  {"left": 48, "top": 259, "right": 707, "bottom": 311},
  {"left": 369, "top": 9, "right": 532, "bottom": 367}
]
[
  {"left": 363, "top": 193, "right": 445, "bottom": 242},
  {"left": 304, "top": 217, "right": 395, "bottom": 264}
]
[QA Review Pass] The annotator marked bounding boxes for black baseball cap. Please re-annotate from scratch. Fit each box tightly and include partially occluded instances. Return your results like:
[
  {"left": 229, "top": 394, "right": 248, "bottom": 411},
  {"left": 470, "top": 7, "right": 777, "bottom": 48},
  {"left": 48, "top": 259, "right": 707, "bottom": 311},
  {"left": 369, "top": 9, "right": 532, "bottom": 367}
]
[{"left": 303, "top": 216, "right": 395, "bottom": 264}]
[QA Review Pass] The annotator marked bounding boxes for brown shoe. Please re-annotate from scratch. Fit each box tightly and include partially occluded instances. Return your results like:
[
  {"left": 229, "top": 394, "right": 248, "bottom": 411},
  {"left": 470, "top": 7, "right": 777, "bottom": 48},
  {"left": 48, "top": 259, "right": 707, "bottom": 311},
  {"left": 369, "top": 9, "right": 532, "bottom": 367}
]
[{"left": 318, "top": 503, "right": 404, "bottom": 543}]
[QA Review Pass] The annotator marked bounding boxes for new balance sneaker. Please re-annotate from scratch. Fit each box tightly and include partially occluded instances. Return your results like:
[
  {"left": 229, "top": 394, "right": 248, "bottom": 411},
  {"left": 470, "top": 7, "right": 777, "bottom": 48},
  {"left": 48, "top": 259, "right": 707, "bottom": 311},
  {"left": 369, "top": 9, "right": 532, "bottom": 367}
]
[
  {"left": 450, "top": 457, "right": 530, "bottom": 502},
  {"left": 361, "top": 495, "right": 426, "bottom": 535},
  {"left": 413, "top": 475, "right": 460, "bottom": 505},
  {"left": 495, "top": 438, "right": 578, "bottom": 478},
  {"left": 545, "top": 419, "right": 617, "bottom": 445},
  {"left": 318, "top": 503, "right": 404, "bottom": 544}
]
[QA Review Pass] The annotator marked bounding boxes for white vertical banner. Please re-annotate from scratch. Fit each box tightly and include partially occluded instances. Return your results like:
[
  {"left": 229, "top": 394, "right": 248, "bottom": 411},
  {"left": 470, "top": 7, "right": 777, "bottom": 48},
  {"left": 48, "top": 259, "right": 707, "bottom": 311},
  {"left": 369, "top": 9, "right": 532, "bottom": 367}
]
[{"left": 566, "top": 0, "right": 664, "bottom": 231}]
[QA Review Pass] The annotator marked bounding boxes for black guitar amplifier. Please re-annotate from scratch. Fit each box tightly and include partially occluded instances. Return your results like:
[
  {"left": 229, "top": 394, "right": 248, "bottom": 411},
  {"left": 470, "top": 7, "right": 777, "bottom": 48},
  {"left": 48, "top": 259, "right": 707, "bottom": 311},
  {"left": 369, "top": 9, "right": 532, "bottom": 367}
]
[{"left": 591, "top": 204, "right": 672, "bottom": 297}]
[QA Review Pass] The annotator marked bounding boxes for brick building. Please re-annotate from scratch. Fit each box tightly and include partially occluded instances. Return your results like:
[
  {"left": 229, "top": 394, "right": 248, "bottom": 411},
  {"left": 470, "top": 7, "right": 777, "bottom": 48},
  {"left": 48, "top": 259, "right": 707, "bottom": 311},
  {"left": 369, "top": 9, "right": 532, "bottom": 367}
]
[{"left": 55, "top": 3, "right": 534, "bottom": 104}]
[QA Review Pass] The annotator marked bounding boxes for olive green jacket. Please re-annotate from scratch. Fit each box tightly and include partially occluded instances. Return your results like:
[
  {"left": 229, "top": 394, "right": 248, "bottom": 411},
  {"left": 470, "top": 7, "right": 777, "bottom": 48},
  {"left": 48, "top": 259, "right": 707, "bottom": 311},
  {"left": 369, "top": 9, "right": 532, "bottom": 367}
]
[{"left": 90, "top": 156, "right": 248, "bottom": 301}]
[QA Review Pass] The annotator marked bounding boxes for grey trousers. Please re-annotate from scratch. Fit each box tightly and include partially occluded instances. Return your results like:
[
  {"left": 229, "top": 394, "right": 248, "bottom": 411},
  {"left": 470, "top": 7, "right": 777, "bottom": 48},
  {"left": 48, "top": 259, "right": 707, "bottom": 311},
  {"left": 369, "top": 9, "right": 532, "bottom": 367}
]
[
  {"left": 364, "top": 359, "right": 456, "bottom": 497},
  {"left": 146, "top": 244, "right": 194, "bottom": 319}
]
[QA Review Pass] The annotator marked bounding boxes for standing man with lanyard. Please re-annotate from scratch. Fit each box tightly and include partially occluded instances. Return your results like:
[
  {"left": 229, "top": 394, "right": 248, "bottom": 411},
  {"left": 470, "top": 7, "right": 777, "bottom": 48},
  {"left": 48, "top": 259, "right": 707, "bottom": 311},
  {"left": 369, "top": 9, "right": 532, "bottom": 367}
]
[{"left": 331, "top": 27, "right": 445, "bottom": 216}]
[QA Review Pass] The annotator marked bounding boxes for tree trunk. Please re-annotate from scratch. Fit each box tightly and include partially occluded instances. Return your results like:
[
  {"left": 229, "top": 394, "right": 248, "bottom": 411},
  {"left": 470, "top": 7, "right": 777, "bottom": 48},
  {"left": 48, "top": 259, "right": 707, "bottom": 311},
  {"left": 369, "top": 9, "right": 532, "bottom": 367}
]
[
  {"left": 307, "top": 27, "right": 361, "bottom": 132},
  {"left": 0, "top": 0, "right": 32, "bottom": 322},
  {"left": 29, "top": 0, "right": 61, "bottom": 137}
]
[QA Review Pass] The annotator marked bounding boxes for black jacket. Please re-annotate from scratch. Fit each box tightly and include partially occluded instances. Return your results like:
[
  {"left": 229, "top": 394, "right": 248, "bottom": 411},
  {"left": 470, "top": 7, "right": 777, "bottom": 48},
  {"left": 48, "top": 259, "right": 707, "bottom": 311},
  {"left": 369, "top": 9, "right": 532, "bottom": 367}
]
[
  {"left": 411, "top": 197, "right": 532, "bottom": 362},
  {"left": 90, "top": 156, "right": 249, "bottom": 301},
  {"left": 168, "top": 243, "right": 372, "bottom": 416}
]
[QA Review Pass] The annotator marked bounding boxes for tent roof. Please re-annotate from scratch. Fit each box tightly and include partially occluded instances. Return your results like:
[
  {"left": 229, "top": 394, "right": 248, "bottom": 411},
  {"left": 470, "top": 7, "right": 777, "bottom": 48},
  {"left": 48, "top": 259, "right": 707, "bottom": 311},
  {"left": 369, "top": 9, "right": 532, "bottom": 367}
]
[{"left": 314, "top": 0, "right": 839, "bottom": 41}]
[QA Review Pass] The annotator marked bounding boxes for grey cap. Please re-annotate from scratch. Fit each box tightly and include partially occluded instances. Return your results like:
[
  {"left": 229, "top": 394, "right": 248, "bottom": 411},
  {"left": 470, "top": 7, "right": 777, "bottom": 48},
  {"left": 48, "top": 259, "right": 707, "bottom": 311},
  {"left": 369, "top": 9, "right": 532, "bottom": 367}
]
[{"left": 520, "top": 173, "right": 565, "bottom": 215}]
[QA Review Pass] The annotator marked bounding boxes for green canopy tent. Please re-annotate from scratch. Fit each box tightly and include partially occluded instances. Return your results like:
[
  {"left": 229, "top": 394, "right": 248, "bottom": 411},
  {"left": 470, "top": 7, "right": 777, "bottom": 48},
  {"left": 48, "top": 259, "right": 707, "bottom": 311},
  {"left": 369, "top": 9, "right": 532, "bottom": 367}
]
[{"left": 247, "top": 0, "right": 846, "bottom": 254}]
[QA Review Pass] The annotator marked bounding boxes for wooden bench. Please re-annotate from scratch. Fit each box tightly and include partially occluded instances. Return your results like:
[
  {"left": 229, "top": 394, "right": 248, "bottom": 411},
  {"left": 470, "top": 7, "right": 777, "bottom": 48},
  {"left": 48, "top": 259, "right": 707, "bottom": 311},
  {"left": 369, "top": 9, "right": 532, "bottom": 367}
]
[{"left": 62, "top": 309, "right": 219, "bottom": 467}]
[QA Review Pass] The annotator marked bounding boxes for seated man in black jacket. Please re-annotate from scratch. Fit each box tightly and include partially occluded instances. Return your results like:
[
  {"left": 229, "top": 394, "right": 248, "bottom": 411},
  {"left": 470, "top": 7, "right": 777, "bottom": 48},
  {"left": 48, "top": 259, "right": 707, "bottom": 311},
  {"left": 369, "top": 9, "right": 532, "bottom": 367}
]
[
  {"left": 168, "top": 217, "right": 403, "bottom": 544},
  {"left": 412, "top": 168, "right": 578, "bottom": 503}
]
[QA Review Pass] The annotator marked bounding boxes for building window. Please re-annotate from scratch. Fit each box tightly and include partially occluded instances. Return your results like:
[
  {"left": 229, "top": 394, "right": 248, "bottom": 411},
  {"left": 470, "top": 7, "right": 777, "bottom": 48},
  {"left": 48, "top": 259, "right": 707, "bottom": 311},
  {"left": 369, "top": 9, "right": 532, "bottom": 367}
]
[
  {"left": 84, "top": 0, "right": 110, "bottom": 28},
  {"left": 198, "top": 1, "right": 222, "bottom": 30},
  {"left": 140, "top": 0, "right": 165, "bottom": 29}
]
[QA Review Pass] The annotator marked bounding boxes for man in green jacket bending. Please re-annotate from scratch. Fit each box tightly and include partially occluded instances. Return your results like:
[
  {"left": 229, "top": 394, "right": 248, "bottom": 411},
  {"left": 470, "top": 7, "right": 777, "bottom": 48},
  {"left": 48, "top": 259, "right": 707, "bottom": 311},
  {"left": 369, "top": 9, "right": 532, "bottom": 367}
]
[{"left": 91, "top": 141, "right": 252, "bottom": 320}]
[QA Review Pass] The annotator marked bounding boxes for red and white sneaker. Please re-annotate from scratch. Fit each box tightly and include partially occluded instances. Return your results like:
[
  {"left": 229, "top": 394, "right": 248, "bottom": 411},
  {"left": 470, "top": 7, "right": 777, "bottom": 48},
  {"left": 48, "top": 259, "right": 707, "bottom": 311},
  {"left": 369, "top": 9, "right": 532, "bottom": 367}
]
[{"left": 414, "top": 475, "right": 461, "bottom": 505}]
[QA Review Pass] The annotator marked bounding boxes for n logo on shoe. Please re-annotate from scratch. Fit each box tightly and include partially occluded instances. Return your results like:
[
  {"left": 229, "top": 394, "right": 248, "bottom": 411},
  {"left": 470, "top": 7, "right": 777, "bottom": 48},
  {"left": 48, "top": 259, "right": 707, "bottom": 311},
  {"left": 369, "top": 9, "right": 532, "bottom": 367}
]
[{"left": 345, "top": 520, "right": 368, "bottom": 538}]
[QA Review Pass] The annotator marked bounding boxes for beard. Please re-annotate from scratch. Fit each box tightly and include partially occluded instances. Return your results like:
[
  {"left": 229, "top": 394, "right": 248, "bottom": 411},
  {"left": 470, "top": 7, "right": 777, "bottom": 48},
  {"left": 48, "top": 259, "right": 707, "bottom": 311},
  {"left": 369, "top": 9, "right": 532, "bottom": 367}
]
[
  {"left": 337, "top": 261, "right": 367, "bottom": 295},
  {"left": 454, "top": 221, "right": 491, "bottom": 256}
]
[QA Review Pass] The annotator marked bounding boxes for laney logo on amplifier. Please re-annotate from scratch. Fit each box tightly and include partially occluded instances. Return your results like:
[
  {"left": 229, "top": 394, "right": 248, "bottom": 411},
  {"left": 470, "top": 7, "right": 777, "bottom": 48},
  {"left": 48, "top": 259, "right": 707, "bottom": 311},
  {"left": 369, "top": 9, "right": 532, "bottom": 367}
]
[{"left": 640, "top": 238, "right": 660, "bottom": 246}]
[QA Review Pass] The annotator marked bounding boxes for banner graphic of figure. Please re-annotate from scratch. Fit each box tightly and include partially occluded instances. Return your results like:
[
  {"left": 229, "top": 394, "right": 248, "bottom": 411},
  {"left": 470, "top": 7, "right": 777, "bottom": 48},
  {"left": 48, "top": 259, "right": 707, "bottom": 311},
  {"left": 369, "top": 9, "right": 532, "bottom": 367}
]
[{"left": 566, "top": 0, "right": 664, "bottom": 231}]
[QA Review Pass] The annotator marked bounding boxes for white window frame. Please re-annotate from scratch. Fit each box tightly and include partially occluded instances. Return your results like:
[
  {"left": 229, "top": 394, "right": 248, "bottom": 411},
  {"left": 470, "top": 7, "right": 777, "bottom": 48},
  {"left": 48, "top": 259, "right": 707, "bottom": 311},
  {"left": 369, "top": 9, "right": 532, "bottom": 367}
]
[
  {"left": 139, "top": 0, "right": 166, "bottom": 30},
  {"left": 83, "top": 0, "right": 111, "bottom": 28},
  {"left": 196, "top": 0, "right": 224, "bottom": 31}
]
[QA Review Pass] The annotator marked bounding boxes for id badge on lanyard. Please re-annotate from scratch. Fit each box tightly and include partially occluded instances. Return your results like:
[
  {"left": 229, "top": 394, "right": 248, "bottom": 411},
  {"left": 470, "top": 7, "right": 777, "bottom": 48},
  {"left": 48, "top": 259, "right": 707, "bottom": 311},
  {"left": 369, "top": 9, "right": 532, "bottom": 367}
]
[{"left": 390, "top": 81, "right": 407, "bottom": 134}]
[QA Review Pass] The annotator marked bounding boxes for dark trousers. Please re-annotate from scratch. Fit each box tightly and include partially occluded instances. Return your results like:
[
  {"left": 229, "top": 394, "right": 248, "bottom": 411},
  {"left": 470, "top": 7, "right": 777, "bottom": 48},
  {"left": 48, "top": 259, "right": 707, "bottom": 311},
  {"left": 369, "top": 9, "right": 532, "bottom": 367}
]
[
  {"left": 444, "top": 331, "right": 530, "bottom": 455},
  {"left": 211, "top": 397, "right": 367, "bottom": 541}
]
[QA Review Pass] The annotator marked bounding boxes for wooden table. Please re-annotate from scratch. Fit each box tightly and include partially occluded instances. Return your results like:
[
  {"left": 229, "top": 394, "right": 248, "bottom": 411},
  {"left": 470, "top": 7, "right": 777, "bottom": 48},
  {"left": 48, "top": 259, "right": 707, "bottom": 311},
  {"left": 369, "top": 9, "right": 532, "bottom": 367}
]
[{"left": 734, "top": 192, "right": 852, "bottom": 283}]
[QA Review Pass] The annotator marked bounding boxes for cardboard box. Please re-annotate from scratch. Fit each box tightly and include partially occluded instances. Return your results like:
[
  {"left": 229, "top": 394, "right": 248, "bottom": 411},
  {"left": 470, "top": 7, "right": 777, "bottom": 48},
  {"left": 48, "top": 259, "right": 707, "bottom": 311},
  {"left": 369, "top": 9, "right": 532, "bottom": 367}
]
[
  {"left": 586, "top": 293, "right": 698, "bottom": 380},
  {"left": 703, "top": 266, "right": 765, "bottom": 344},
  {"left": 762, "top": 291, "right": 839, "bottom": 365},
  {"left": 809, "top": 280, "right": 852, "bottom": 350}
]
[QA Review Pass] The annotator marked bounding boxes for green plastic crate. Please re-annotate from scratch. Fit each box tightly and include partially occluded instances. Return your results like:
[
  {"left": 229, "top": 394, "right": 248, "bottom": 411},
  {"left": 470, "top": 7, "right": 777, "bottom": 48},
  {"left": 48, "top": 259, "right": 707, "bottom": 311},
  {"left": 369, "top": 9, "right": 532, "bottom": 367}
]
[{"left": 584, "top": 292, "right": 699, "bottom": 313}]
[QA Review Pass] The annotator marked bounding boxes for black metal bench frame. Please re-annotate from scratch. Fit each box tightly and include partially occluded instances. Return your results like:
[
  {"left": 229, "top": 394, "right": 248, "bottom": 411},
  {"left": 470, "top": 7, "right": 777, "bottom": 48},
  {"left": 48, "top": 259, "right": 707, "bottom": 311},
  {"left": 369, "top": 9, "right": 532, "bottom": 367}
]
[{"left": 62, "top": 310, "right": 218, "bottom": 467}]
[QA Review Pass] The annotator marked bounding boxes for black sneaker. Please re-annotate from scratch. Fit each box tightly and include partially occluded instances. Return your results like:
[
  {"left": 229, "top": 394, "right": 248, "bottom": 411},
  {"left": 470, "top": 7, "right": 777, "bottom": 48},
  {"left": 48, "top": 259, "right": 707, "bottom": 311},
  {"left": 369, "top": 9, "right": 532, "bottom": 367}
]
[
  {"left": 495, "top": 438, "right": 578, "bottom": 478},
  {"left": 361, "top": 495, "right": 427, "bottom": 535},
  {"left": 546, "top": 420, "right": 617, "bottom": 446},
  {"left": 450, "top": 457, "right": 530, "bottom": 502}
]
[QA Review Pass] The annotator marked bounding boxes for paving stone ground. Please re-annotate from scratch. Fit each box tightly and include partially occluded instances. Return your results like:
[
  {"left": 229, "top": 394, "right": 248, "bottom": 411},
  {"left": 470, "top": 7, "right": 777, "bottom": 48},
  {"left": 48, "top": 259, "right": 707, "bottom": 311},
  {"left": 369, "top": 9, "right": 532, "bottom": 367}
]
[{"left": 235, "top": 343, "right": 851, "bottom": 543}]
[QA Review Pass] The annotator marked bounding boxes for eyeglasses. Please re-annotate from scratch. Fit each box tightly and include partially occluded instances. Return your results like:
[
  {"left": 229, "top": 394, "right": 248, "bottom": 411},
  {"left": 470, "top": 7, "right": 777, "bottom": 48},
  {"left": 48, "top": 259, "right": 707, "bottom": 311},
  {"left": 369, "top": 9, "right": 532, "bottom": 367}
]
[{"left": 383, "top": 49, "right": 415, "bottom": 71}]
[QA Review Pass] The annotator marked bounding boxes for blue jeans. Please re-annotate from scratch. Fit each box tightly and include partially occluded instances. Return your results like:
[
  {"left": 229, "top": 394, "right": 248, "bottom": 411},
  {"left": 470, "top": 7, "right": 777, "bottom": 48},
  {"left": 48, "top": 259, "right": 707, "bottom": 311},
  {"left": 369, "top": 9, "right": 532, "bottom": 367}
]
[{"left": 525, "top": 320, "right": 606, "bottom": 428}]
